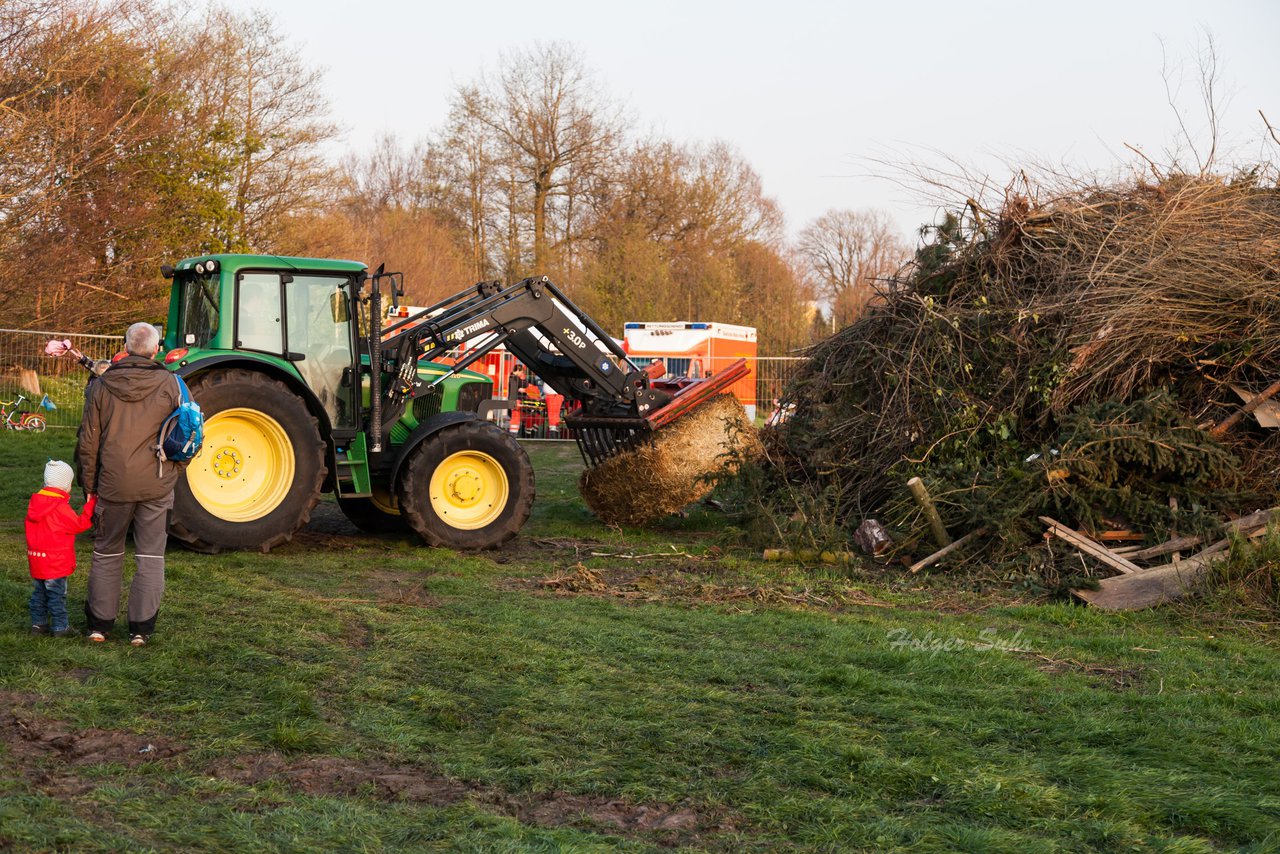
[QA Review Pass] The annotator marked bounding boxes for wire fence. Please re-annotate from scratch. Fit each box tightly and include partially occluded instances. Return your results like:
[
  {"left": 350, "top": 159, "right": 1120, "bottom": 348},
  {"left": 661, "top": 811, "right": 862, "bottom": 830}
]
[{"left": 0, "top": 328, "right": 810, "bottom": 434}]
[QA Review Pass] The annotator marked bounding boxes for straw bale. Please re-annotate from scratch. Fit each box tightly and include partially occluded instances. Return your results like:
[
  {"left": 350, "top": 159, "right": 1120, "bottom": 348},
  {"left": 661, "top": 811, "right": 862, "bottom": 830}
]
[{"left": 580, "top": 394, "right": 760, "bottom": 526}]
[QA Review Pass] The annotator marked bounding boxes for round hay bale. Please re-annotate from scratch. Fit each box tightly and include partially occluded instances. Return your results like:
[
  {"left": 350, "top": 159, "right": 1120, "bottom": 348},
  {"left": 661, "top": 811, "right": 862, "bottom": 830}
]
[{"left": 579, "top": 393, "right": 761, "bottom": 526}]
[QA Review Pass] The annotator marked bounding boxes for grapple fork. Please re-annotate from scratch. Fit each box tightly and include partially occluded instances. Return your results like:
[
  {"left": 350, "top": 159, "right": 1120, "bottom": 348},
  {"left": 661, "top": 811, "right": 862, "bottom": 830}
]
[{"left": 565, "top": 358, "right": 749, "bottom": 468}]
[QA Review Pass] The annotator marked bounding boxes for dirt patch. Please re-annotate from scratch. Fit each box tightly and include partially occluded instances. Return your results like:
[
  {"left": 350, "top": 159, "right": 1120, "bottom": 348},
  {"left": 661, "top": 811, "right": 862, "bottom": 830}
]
[
  {"left": 516, "top": 564, "right": 892, "bottom": 612},
  {"left": 361, "top": 579, "right": 440, "bottom": 608},
  {"left": 61, "top": 667, "right": 97, "bottom": 683},
  {"left": 0, "top": 693, "right": 185, "bottom": 797},
  {"left": 300, "top": 568, "right": 443, "bottom": 611},
  {"left": 1030, "top": 654, "right": 1144, "bottom": 690},
  {"left": 298, "top": 500, "right": 362, "bottom": 537},
  {"left": 489, "top": 791, "right": 717, "bottom": 836},
  {"left": 210, "top": 751, "right": 731, "bottom": 842},
  {"left": 2, "top": 706, "right": 185, "bottom": 767},
  {"left": 209, "top": 753, "right": 470, "bottom": 806},
  {"left": 0, "top": 691, "right": 735, "bottom": 844}
]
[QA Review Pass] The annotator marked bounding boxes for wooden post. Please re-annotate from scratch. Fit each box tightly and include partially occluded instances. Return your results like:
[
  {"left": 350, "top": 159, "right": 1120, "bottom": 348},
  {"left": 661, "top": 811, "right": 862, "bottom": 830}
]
[{"left": 907, "top": 476, "right": 950, "bottom": 548}]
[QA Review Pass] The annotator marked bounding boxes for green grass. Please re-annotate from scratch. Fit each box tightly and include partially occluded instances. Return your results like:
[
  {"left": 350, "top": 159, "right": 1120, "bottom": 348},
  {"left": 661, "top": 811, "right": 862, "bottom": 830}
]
[{"left": 1, "top": 432, "right": 1278, "bottom": 851}]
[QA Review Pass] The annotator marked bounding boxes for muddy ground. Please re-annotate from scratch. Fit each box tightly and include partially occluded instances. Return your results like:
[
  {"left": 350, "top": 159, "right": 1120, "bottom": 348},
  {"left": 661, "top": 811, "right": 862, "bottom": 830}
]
[{"left": 0, "top": 691, "right": 732, "bottom": 846}]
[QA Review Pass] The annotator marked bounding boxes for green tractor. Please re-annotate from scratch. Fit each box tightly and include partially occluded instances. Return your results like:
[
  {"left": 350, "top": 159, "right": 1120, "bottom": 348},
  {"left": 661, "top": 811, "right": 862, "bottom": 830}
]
[{"left": 160, "top": 253, "right": 747, "bottom": 553}]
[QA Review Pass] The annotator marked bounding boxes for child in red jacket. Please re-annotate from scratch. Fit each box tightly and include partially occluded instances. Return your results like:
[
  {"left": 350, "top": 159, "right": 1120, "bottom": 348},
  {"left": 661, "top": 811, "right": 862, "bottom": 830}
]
[{"left": 25, "top": 460, "right": 96, "bottom": 637}]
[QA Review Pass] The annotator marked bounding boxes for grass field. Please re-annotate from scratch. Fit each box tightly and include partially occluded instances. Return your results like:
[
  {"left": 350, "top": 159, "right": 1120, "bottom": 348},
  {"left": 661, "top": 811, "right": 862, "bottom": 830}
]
[{"left": 1, "top": 430, "right": 1278, "bottom": 852}]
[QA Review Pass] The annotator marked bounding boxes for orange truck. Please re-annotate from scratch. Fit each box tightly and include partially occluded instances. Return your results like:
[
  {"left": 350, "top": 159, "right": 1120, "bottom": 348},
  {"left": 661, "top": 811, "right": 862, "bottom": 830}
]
[{"left": 622, "top": 322, "right": 758, "bottom": 420}]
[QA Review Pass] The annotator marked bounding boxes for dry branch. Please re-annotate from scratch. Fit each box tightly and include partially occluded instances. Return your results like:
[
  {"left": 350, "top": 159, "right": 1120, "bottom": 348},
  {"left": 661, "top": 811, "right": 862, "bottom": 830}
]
[{"left": 909, "top": 527, "right": 989, "bottom": 574}]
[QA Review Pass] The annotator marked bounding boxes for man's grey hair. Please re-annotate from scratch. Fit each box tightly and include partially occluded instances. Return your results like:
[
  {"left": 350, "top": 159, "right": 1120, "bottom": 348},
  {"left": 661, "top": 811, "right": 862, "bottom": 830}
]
[{"left": 124, "top": 322, "right": 161, "bottom": 356}]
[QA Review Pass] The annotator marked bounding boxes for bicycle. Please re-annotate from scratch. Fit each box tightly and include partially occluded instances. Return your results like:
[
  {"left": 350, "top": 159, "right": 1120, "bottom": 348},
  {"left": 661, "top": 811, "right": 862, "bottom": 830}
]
[{"left": 1, "top": 394, "right": 48, "bottom": 432}]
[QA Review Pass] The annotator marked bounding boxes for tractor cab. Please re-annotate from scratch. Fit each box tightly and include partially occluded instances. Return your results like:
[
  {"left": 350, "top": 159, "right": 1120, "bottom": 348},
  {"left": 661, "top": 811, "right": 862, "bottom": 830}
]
[{"left": 165, "top": 255, "right": 366, "bottom": 431}]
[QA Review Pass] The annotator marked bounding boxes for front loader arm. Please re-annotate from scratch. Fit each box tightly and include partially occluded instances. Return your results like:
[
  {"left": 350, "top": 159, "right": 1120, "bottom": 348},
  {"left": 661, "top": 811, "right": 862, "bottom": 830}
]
[
  {"left": 367, "top": 271, "right": 748, "bottom": 468},
  {"left": 378, "top": 276, "right": 671, "bottom": 418}
]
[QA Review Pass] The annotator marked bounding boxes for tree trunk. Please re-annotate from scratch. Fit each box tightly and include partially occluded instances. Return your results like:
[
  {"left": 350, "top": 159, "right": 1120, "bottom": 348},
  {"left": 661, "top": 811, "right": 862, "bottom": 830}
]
[{"left": 532, "top": 171, "right": 550, "bottom": 271}]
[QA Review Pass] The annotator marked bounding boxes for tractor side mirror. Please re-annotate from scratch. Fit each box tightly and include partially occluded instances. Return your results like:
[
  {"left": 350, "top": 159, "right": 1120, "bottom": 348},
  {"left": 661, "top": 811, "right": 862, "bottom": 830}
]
[{"left": 330, "top": 290, "right": 350, "bottom": 324}]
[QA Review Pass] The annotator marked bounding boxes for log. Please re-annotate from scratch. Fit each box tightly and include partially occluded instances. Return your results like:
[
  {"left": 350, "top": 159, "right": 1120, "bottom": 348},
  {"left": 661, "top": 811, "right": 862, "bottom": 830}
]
[
  {"left": 1040, "top": 517, "right": 1142, "bottom": 574},
  {"left": 907, "top": 477, "right": 950, "bottom": 548},
  {"left": 909, "top": 527, "right": 989, "bottom": 574},
  {"left": 762, "top": 549, "right": 855, "bottom": 565}
]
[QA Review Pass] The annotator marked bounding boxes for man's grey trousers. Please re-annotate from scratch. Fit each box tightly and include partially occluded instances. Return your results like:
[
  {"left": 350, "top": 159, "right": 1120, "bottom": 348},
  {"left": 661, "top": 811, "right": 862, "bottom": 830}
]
[{"left": 84, "top": 494, "right": 172, "bottom": 637}]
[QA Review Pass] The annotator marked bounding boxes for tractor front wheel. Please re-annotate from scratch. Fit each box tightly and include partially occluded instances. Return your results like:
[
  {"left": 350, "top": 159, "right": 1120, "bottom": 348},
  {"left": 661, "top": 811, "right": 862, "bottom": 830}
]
[
  {"left": 171, "top": 369, "right": 327, "bottom": 553},
  {"left": 397, "top": 421, "right": 534, "bottom": 550},
  {"left": 336, "top": 486, "right": 410, "bottom": 534}
]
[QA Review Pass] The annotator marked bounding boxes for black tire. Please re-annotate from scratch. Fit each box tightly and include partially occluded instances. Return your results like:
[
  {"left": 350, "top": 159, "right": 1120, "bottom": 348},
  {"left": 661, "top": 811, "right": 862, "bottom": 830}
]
[
  {"left": 170, "top": 369, "right": 327, "bottom": 553},
  {"left": 336, "top": 489, "right": 410, "bottom": 534},
  {"left": 397, "top": 420, "right": 534, "bottom": 550}
]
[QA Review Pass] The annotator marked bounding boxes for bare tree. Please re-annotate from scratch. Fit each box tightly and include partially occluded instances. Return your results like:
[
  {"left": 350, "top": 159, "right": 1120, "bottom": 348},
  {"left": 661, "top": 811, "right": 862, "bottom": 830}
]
[
  {"left": 182, "top": 6, "right": 337, "bottom": 250},
  {"left": 798, "top": 209, "right": 907, "bottom": 328},
  {"left": 430, "top": 104, "right": 500, "bottom": 279},
  {"left": 452, "top": 42, "right": 624, "bottom": 272},
  {"left": 579, "top": 138, "right": 797, "bottom": 336}
]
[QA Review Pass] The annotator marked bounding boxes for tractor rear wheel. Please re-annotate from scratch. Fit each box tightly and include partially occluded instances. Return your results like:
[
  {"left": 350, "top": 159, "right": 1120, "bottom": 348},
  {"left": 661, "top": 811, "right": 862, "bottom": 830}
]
[
  {"left": 336, "top": 486, "right": 410, "bottom": 534},
  {"left": 170, "top": 369, "right": 327, "bottom": 553},
  {"left": 397, "top": 420, "right": 534, "bottom": 550}
]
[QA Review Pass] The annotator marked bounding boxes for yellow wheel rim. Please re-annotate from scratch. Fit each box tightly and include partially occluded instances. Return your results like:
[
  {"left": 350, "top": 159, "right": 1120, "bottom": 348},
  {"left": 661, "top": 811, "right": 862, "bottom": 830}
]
[
  {"left": 186, "top": 407, "right": 295, "bottom": 523},
  {"left": 370, "top": 484, "right": 400, "bottom": 516},
  {"left": 429, "top": 450, "right": 508, "bottom": 530}
]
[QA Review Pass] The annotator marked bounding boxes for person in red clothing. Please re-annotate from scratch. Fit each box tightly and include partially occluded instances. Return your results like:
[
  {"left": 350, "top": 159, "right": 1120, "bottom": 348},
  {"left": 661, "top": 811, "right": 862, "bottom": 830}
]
[{"left": 26, "top": 460, "right": 96, "bottom": 637}]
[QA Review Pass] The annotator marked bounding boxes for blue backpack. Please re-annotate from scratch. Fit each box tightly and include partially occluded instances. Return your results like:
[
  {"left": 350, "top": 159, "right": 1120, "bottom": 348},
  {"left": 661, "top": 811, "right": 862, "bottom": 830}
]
[{"left": 155, "top": 375, "right": 204, "bottom": 473}]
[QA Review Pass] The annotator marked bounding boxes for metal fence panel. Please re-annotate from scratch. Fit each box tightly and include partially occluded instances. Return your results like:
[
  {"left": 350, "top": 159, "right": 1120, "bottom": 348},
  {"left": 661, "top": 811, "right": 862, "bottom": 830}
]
[{"left": 0, "top": 329, "right": 121, "bottom": 429}]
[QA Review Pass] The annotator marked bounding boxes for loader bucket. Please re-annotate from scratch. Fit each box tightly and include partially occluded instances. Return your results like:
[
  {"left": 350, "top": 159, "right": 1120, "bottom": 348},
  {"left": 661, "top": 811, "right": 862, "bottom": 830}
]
[{"left": 564, "top": 358, "right": 750, "bottom": 468}]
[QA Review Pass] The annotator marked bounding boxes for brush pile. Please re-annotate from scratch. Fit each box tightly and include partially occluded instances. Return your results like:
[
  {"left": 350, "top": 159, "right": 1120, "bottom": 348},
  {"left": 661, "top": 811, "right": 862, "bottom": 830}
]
[
  {"left": 581, "top": 394, "right": 760, "bottom": 526},
  {"left": 762, "top": 171, "right": 1280, "bottom": 575}
]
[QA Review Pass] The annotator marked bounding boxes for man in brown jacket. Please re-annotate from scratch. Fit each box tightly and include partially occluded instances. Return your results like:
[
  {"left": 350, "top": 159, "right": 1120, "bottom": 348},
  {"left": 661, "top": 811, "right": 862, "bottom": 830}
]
[{"left": 76, "top": 322, "right": 186, "bottom": 646}]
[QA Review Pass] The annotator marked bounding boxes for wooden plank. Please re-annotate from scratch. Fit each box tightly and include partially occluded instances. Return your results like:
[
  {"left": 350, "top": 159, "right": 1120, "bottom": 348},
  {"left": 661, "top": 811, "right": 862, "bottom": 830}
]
[
  {"left": 1130, "top": 533, "right": 1206, "bottom": 562},
  {"left": 1071, "top": 528, "right": 1271, "bottom": 611},
  {"left": 1071, "top": 559, "right": 1215, "bottom": 610},
  {"left": 909, "top": 527, "right": 989, "bottom": 574},
  {"left": 1071, "top": 539, "right": 1228, "bottom": 610},
  {"left": 1094, "top": 530, "right": 1143, "bottom": 542},
  {"left": 1040, "top": 517, "right": 1143, "bottom": 574}
]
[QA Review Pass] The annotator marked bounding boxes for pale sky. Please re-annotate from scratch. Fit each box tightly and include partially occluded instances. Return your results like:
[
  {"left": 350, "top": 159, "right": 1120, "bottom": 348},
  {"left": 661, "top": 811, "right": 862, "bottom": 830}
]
[{"left": 219, "top": 0, "right": 1278, "bottom": 243}]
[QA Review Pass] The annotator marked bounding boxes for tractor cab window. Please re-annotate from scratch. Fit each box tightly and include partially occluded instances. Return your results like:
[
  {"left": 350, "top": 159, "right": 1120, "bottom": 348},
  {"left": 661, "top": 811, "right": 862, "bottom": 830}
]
[
  {"left": 178, "top": 269, "right": 220, "bottom": 348},
  {"left": 236, "top": 273, "right": 283, "bottom": 352},
  {"left": 284, "top": 274, "right": 357, "bottom": 429},
  {"left": 236, "top": 272, "right": 356, "bottom": 428}
]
